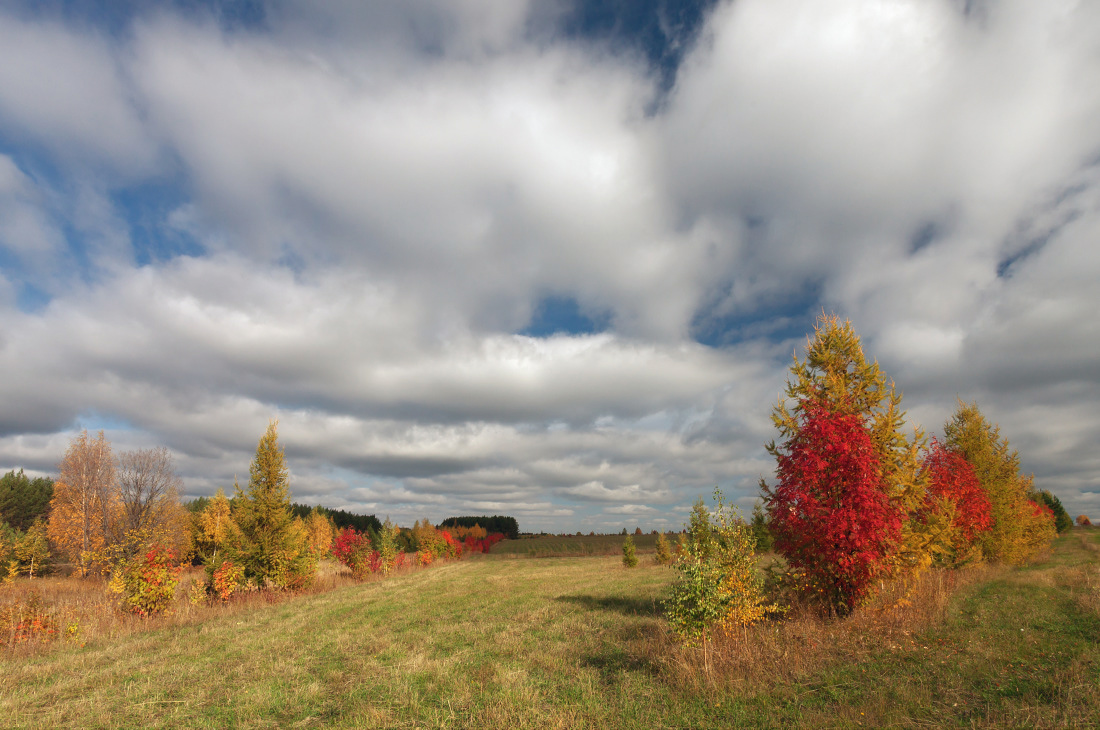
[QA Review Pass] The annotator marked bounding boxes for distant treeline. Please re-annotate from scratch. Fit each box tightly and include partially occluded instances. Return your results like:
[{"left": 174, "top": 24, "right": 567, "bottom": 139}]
[
  {"left": 1, "top": 469, "right": 54, "bottom": 531},
  {"left": 439, "top": 515, "right": 518, "bottom": 540},
  {"left": 290, "top": 504, "right": 382, "bottom": 535},
  {"left": 185, "top": 496, "right": 382, "bottom": 535}
]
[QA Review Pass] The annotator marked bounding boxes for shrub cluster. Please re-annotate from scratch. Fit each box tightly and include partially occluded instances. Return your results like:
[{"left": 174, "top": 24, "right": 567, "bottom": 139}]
[
  {"left": 759, "top": 314, "right": 1059, "bottom": 614},
  {"left": 331, "top": 521, "right": 411, "bottom": 579},
  {"left": 108, "top": 545, "right": 183, "bottom": 617},
  {"left": 664, "top": 314, "right": 1064, "bottom": 653}
]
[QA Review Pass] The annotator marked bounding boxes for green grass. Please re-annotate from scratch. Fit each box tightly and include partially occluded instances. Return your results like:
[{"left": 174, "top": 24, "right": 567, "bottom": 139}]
[
  {"left": 491, "top": 533, "right": 667, "bottom": 557},
  {"left": 3, "top": 531, "right": 1099, "bottom": 728}
]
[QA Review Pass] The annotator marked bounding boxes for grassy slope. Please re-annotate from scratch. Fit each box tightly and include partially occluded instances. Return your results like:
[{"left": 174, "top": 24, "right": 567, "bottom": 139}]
[{"left": 3, "top": 532, "right": 1099, "bottom": 728}]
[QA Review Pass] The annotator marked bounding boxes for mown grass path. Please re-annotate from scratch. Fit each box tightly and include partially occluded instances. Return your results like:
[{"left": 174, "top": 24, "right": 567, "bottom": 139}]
[{"left": 3, "top": 532, "right": 1099, "bottom": 728}]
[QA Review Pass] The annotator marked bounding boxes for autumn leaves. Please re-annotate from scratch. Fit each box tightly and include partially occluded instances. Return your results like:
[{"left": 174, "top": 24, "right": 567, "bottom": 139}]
[
  {"left": 662, "top": 313, "right": 1061, "bottom": 663},
  {"left": 763, "top": 313, "right": 1059, "bottom": 614}
]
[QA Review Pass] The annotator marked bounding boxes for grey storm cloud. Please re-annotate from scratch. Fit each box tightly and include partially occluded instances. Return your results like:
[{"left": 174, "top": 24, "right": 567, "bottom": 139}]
[{"left": 0, "top": 0, "right": 1098, "bottom": 530}]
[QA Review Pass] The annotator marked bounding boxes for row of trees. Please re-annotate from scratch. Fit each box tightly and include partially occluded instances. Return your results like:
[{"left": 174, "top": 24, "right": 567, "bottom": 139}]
[
  {"left": 439, "top": 515, "right": 519, "bottom": 540},
  {"left": 0, "top": 469, "right": 55, "bottom": 578},
  {"left": 761, "top": 314, "right": 1064, "bottom": 614},
  {"left": 45, "top": 433, "right": 190, "bottom": 578},
  {"left": 0, "top": 423, "right": 333, "bottom": 599},
  {"left": 662, "top": 314, "right": 1069, "bottom": 646},
  {"left": 5, "top": 419, "right": 518, "bottom": 612}
]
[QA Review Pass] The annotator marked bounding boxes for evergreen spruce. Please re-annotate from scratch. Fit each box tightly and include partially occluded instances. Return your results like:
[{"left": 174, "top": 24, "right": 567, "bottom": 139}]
[
  {"left": 1037, "top": 490, "right": 1074, "bottom": 533},
  {"left": 622, "top": 534, "right": 638, "bottom": 567}
]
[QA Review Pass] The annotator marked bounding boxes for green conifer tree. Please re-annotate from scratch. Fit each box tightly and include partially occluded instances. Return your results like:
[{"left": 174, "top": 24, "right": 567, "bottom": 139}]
[
  {"left": 622, "top": 534, "right": 638, "bottom": 567},
  {"left": 749, "top": 500, "right": 773, "bottom": 553},
  {"left": 0, "top": 469, "right": 54, "bottom": 531},
  {"left": 229, "top": 421, "right": 313, "bottom": 588},
  {"left": 1037, "top": 490, "right": 1074, "bottom": 533}
]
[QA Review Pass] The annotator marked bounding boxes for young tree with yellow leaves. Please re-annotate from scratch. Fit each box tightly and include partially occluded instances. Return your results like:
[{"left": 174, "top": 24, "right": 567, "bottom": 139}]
[
  {"left": 47, "top": 430, "right": 117, "bottom": 576},
  {"left": 192, "top": 488, "right": 236, "bottom": 562},
  {"left": 304, "top": 507, "right": 334, "bottom": 560},
  {"left": 665, "top": 489, "right": 779, "bottom": 676}
]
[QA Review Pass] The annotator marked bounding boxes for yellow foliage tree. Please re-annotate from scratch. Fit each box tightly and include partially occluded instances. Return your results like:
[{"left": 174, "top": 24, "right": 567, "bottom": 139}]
[
  {"left": 47, "top": 430, "right": 117, "bottom": 576},
  {"left": 413, "top": 518, "right": 446, "bottom": 559},
  {"left": 193, "top": 488, "right": 237, "bottom": 562},
  {"left": 14, "top": 518, "right": 52, "bottom": 578},
  {"left": 944, "top": 401, "right": 1045, "bottom": 564},
  {"left": 305, "top": 507, "right": 334, "bottom": 560},
  {"left": 764, "top": 314, "right": 946, "bottom": 579}
]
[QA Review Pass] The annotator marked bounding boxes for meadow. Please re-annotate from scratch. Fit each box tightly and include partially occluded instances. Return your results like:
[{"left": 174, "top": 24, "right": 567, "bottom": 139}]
[
  {"left": 490, "top": 532, "right": 667, "bottom": 557},
  {"left": 2, "top": 530, "right": 1099, "bottom": 728}
]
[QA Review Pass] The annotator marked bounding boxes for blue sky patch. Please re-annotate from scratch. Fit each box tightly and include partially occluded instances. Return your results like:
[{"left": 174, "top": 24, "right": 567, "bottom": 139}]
[{"left": 521, "top": 295, "right": 611, "bottom": 338}]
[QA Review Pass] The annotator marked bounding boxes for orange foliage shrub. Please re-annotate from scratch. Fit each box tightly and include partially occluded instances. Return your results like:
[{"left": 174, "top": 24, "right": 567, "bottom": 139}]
[{"left": 212, "top": 560, "right": 245, "bottom": 601}]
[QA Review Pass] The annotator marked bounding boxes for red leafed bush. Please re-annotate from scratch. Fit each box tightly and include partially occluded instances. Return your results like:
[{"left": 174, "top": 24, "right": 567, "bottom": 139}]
[
  {"left": 1030, "top": 500, "right": 1054, "bottom": 520},
  {"left": 922, "top": 437, "right": 993, "bottom": 545},
  {"left": 109, "top": 545, "right": 183, "bottom": 617},
  {"left": 437, "top": 530, "right": 463, "bottom": 559},
  {"left": 463, "top": 533, "right": 506, "bottom": 554},
  {"left": 331, "top": 527, "right": 374, "bottom": 579},
  {"left": 212, "top": 560, "right": 244, "bottom": 601},
  {"left": 331, "top": 527, "right": 408, "bottom": 577},
  {"left": 768, "top": 403, "right": 902, "bottom": 614}
]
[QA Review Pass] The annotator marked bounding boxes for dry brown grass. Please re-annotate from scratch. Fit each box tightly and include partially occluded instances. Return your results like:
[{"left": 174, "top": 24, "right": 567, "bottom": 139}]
[
  {"left": 0, "top": 558, "right": 386, "bottom": 656},
  {"left": 647, "top": 563, "right": 996, "bottom": 693}
]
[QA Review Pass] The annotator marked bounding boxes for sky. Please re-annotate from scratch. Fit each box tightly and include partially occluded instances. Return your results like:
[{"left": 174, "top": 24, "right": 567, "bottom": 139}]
[{"left": 1, "top": 0, "right": 1098, "bottom": 533}]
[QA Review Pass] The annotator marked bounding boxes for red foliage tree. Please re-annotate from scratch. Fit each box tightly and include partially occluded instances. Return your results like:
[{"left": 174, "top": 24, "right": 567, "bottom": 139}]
[
  {"left": 331, "top": 527, "right": 373, "bottom": 578},
  {"left": 767, "top": 402, "right": 902, "bottom": 613},
  {"left": 461, "top": 532, "right": 505, "bottom": 554},
  {"left": 437, "top": 529, "right": 463, "bottom": 559},
  {"left": 922, "top": 437, "right": 993, "bottom": 549},
  {"left": 1030, "top": 500, "right": 1054, "bottom": 521}
]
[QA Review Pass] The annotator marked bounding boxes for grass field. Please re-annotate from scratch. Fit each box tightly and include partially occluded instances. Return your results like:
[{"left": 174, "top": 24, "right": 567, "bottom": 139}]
[
  {"left": 2, "top": 531, "right": 1099, "bottom": 728},
  {"left": 491, "top": 533, "right": 668, "bottom": 557}
]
